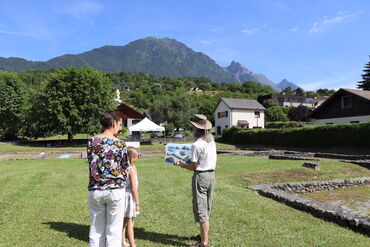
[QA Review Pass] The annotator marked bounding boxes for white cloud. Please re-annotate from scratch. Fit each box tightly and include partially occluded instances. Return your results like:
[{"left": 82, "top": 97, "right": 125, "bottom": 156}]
[
  {"left": 309, "top": 12, "right": 359, "bottom": 33},
  {"left": 200, "top": 40, "right": 211, "bottom": 45},
  {"left": 0, "top": 27, "right": 55, "bottom": 39},
  {"left": 59, "top": 0, "right": 103, "bottom": 20},
  {"left": 209, "top": 27, "right": 222, "bottom": 32},
  {"left": 289, "top": 26, "right": 298, "bottom": 32},
  {"left": 241, "top": 28, "right": 258, "bottom": 35},
  {"left": 0, "top": 29, "right": 31, "bottom": 37}
]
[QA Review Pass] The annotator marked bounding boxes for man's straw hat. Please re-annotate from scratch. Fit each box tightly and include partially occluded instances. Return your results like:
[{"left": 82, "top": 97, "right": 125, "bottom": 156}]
[{"left": 189, "top": 114, "right": 212, "bottom": 130}]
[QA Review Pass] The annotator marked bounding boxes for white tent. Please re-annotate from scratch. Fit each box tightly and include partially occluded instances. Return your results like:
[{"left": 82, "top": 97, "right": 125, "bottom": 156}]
[{"left": 128, "top": 117, "right": 165, "bottom": 132}]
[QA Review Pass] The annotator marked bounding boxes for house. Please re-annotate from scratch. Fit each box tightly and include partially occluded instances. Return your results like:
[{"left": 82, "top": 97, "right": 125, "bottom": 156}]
[
  {"left": 257, "top": 94, "right": 314, "bottom": 108},
  {"left": 310, "top": 88, "right": 370, "bottom": 125},
  {"left": 312, "top": 96, "right": 330, "bottom": 108},
  {"left": 189, "top": 86, "right": 203, "bottom": 92},
  {"left": 116, "top": 103, "right": 145, "bottom": 128},
  {"left": 115, "top": 83, "right": 130, "bottom": 91},
  {"left": 214, "top": 98, "right": 265, "bottom": 135}
]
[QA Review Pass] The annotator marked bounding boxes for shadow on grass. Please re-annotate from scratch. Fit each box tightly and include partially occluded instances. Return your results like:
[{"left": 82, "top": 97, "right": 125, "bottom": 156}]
[
  {"left": 43, "top": 222, "right": 89, "bottom": 242},
  {"left": 135, "top": 227, "right": 189, "bottom": 246},
  {"left": 43, "top": 222, "right": 189, "bottom": 246}
]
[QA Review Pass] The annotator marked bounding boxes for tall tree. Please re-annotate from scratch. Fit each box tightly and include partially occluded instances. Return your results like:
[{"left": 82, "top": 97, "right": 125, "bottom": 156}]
[
  {"left": 37, "top": 67, "right": 115, "bottom": 141},
  {"left": 150, "top": 92, "right": 194, "bottom": 129},
  {"left": 357, "top": 56, "right": 370, "bottom": 90},
  {"left": 0, "top": 72, "right": 27, "bottom": 139},
  {"left": 281, "top": 86, "right": 293, "bottom": 95}
]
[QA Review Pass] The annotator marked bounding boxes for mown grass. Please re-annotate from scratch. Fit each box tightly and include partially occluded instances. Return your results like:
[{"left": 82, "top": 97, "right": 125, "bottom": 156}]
[
  {"left": 305, "top": 185, "right": 370, "bottom": 216},
  {"left": 0, "top": 156, "right": 369, "bottom": 246},
  {"left": 0, "top": 141, "right": 237, "bottom": 154}
]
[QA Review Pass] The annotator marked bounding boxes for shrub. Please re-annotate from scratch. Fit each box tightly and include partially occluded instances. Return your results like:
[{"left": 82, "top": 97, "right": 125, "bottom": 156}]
[{"left": 222, "top": 122, "right": 370, "bottom": 147}]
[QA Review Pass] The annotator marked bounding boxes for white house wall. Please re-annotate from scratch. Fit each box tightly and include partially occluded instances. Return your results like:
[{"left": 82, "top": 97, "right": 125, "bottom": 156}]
[
  {"left": 232, "top": 109, "right": 265, "bottom": 129},
  {"left": 312, "top": 115, "right": 370, "bottom": 125},
  {"left": 283, "top": 102, "right": 313, "bottom": 108},
  {"left": 214, "top": 101, "right": 231, "bottom": 134}
]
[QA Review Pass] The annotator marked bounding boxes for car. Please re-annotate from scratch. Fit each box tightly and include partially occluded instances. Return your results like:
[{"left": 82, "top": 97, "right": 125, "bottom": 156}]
[
  {"left": 150, "top": 132, "right": 159, "bottom": 138},
  {"left": 172, "top": 132, "right": 183, "bottom": 139}
]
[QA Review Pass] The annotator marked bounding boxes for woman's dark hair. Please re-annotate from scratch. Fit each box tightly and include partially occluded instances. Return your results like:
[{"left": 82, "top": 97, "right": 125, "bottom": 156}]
[{"left": 100, "top": 110, "right": 120, "bottom": 131}]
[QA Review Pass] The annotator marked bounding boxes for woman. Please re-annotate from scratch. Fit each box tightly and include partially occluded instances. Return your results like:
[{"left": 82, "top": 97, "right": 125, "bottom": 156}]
[
  {"left": 87, "top": 110, "right": 128, "bottom": 247},
  {"left": 175, "top": 114, "right": 217, "bottom": 247}
]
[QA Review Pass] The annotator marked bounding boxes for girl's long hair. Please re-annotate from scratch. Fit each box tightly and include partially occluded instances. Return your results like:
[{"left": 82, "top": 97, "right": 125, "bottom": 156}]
[{"left": 127, "top": 147, "right": 139, "bottom": 164}]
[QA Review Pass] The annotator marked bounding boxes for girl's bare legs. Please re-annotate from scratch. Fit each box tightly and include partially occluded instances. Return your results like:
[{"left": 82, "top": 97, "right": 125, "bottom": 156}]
[
  {"left": 122, "top": 217, "right": 129, "bottom": 246},
  {"left": 127, "top": 217, "right": 136, "bottom": 247}
]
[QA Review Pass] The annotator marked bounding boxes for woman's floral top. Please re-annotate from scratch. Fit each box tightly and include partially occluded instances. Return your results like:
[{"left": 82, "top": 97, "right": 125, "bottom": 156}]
[{"left": 87, "top": 136, "right": 128, "bottom": 191}]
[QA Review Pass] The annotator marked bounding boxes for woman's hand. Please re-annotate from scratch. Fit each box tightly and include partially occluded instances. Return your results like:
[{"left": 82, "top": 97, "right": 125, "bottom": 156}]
[{"left": 136, "top": 204, "right": 140, "bottom": 212}]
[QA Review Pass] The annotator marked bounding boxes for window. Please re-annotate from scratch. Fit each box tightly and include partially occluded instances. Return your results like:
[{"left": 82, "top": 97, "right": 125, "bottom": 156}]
[
  {"left": 255, "top": 111, "right": 260, "bottom": 118},
  {"left": 341, "top": 95, "right": 351, "bottom": 109},
  {"left": 225, "top": 125, "right": 228, "bottom": 128},
  {"left": 218, "top": 111, "right": 228, "bottom": 118}
]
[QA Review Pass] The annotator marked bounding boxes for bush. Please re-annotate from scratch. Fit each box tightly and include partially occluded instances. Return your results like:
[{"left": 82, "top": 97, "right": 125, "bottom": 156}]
[
  {"left": 222, "top": 122, "right": 370, "bottom": 147},
  {"left": 265, "top": 121, "right": 303, "bottom": 129},
  {"left": 265, "top": 106, "right": 289, "bottom": 122}
]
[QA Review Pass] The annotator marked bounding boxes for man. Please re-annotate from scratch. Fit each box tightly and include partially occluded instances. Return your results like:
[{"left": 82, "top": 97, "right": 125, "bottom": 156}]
[{"left": 175, "top": 114, "right": 217, "bottom": 247}]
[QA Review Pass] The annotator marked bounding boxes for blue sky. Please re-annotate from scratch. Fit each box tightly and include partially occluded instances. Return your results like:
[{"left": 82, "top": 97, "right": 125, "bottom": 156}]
[{"left": 1, "top": 0, "right": 370, "bottom": 91}]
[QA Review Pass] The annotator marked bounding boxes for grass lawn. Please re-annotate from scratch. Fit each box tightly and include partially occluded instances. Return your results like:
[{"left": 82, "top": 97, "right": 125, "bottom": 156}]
[
  {"left": 0, "top": 142, "right": 237, "bottom": 154},
  {"left": 305, "top": 185, "right": 370, "bottom": 216},
  {"left": 0, "top": 156, "right": 369, "bottom": 246}
]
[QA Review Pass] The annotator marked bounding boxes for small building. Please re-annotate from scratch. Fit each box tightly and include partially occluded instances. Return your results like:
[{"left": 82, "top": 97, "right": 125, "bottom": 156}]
[
  {"left": 116, "top": 103, "right": 145, "bottom": 128},
  {"left": 214, "top": 98, "right": 265, "bottom": 135},
  {"left": 311, "top": 88, "right": 370, "bottom": 125},
  {"left": 115, "top": 83, "right": 130, "bottom": 91},
  {"left": 258, "top": 94, "right": 314, "bottom": 107},
  {"left": 312, "top": 96, "right": 330, "bottom": 108}
]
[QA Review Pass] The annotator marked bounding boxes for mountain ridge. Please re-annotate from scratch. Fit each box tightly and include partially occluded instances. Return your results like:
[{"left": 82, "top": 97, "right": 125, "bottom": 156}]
[{"left": 0, "top": 37, "right": 300, "bottom": 89}]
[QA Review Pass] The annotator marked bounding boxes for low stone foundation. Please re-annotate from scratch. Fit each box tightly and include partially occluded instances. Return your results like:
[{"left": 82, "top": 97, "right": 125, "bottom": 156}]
[
  {"left": 341, "top": 160, "right": 370, "bottom": 170},
  {"left": 248, "top": 177, "right": 370, "bottom": 236},
  {"left": 302, "top": 162, "right": 320, "bottom": 170},
  {"left": 269, "top": 154, "right": 320, "bottom": 161}
]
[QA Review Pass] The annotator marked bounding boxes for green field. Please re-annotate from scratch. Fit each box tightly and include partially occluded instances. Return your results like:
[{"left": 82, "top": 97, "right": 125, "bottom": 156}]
[{"left": 0, "top": 155, "right": 369, "bottom": 247}]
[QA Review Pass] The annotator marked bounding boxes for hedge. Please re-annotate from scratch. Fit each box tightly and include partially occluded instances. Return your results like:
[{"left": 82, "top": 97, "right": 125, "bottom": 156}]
[
  {"left": 265, "top": 121, "right": 305, "bottom": 129},
  {"left": 222, "top": 122, "right": 370, "bottom": 147}
]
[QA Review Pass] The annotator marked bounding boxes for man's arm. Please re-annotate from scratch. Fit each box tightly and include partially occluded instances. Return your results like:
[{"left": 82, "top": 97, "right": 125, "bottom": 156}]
[{"left": 175, "top": 161, "right": 197, "bottom": 171}]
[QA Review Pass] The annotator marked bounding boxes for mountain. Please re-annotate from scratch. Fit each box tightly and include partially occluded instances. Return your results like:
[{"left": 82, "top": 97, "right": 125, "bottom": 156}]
[
  {"left": 276, "top": 79, "right": 300, "bottom": 90},
  {"left": 225, "top": 61, "right": 279, "bottom": 90},
  {"left": 0, "top": 36, "right": 301, "bottom": 89},
  {"left": 0, "top": 37, "right": 234, "bottom": 82}
]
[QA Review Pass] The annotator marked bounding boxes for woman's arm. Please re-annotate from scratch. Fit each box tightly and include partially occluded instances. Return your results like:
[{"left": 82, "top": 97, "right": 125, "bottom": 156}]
[{"left": 129, "top": 168, "right": 140, "bottom": 211}]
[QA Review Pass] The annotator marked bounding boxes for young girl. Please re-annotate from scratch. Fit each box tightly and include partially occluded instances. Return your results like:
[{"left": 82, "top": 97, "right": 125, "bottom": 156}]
[{"left": 122, "top": 147, "right": 140, "bottom": 247}]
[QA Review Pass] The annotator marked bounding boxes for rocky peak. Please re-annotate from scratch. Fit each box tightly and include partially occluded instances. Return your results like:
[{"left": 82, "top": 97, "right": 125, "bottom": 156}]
[{"left": 227, "top": 60, "right": 252, "bottom": 74}]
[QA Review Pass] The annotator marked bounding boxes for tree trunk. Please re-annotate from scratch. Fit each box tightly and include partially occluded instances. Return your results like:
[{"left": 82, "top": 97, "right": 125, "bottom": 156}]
[{"left": 68, "top": 132, "right": 74, "bottom": 142}]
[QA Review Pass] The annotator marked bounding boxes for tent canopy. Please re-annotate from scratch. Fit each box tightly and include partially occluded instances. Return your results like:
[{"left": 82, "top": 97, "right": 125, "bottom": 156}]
[{"left": 128, "top": 117, "right": 165, "bottom": 132}]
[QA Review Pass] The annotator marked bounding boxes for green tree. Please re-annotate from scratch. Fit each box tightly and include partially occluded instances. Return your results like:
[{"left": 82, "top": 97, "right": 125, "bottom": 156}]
[
  {"left": 38, "top": 67, "right": 115, "bottom": 141},
  {"left": 0, "top": 72, "right": 27, "bottom": 139},
  {"left": 294, "top": 87, "right": 304, "bottom": 96},
  {"left": 357, "top": 56, "right": 370, "bottom": 90},
  {"left": 281, "top": 86, "right": 293, "bottom": 95},
  {"left": 150, "top": 92, "right": 194, "bottom": 129},
  {"left": 265, "top": 106, "right": 289, "bottom": 122},
  {"left": 262, "top": 99, "right": 278, "bottom": 109}
]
